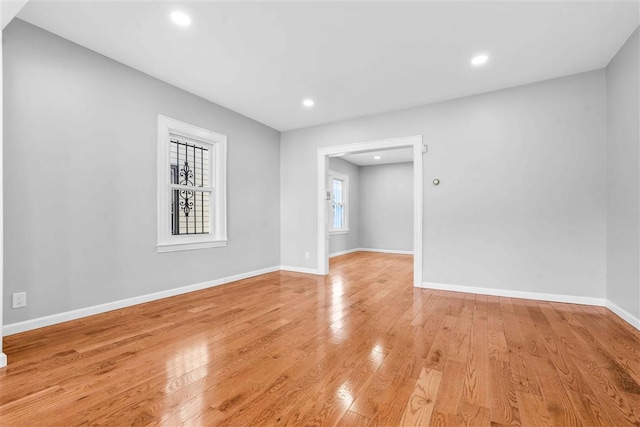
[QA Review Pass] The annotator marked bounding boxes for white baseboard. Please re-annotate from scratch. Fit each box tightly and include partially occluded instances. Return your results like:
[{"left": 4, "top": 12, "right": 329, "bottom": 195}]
[
  {"left": 0, "top": 352, "right": 6, "bottom": 368},
  {"left": 3, "top": 266, "right": 280, "bottom": 336},
  {"left": 606, "top": 300, "right": 640, "bottom": 331},
  {"left": 280, "top": 265, "right": 321, "bottom": 275},
  {"left": 420, "top": 281, "right": 606, "bottom": 307},
  {"left": 6, "top": 267, "right": 637, "bottom": 339},
  {"left": 329, "top": 248, "right": 360, "bottom": 258},
  {"left": 358, "top": 248, "right": 413, "bottom": 255}
]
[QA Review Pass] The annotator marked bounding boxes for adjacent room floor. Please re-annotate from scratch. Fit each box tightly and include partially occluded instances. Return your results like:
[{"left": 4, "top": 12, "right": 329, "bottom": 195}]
[{"left": 1, "top": 252, "right": 639, "bottom": 426}]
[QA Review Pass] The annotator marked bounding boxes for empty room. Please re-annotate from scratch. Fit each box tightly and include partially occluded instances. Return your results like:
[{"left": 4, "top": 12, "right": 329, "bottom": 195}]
[{"left": 1, "top": 1, "right": 639, "bottom": 426}]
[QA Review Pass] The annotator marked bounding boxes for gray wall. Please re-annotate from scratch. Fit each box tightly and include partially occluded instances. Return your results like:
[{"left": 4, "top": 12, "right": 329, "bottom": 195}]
[
  {"left": 281, "top": 70, "right": 607, "bottom": 299},
  {"left": 606, "top": 27, "right": 640, "bottom": 320},
  {"left": 328, "top": 158, "right": 413, "bottom": 255},
  {"left": 359, "top": 162, "right": 413, "bottom": 252},
  {"left": 328, "top": 157, "right": 359, "bottom": 255},
  {"left": 0, "top": 19, "right": 5, "bottom": 362},
  {"left": 3, "top": 20, "right": 281, "bottom": 324}
]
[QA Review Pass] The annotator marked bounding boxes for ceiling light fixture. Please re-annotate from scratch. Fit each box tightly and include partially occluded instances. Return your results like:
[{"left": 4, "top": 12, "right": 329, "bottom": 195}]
[
  {"left": 471, "top": 54, "right": 489, "bottom": 67},
  {"left": 171, "top": 11, "right": 191, "bottom": 27},
  {"left": 374, "top": 156, "right": 381, "bottom": 160},
  {"left": 302, "top": 99, "right": 315, "bottom": 108}
]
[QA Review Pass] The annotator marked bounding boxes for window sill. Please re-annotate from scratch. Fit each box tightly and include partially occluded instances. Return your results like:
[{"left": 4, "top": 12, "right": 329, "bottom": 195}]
[
  {"left": 330, "top": 229, "right": 350, "bottom": 235},
  {"left": 157, "top": 240, "right": 228, "bottom": 253}
]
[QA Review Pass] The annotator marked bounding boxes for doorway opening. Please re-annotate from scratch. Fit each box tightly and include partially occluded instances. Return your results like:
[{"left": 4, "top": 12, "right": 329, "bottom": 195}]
[{"left": 317, "top": 135, "right": 423, "bottom": 287}]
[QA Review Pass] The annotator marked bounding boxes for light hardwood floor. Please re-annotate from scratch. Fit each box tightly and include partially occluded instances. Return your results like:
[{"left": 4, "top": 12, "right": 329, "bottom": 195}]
[{"left": 1, "top": 252, "right": 640, "bottom": 426}]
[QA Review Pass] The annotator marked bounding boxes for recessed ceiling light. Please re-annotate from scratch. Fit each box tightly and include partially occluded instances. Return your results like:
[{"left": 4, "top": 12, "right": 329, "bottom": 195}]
[
  {"left": 471, "top": 54, "right": 489, "bottom": 67},
  {"left": 171, "top": 11, "right": 191, "bottom": 27},
  {"left": 302, "top": 99, "right": 315, "bottom": 108},
  {"left": 374, "top": 155, "right": 381, "bottom": 160}
]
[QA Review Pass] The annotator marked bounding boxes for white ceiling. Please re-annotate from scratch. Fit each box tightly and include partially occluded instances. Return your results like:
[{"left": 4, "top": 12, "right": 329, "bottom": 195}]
[
  {"left": 1, "top": 0, "right": 29, "bottom": 29},
  {"left": 338, "top": 148, "right": 414, "bottom": 166},
  {"left": 16, "top": 1, "right": 640, "bottom": 131}
]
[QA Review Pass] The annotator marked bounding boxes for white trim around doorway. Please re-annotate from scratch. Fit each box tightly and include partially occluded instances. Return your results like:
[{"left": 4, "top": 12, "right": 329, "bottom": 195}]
[{"left": 317, "top": 135, "right": 423, "bottom": 287}]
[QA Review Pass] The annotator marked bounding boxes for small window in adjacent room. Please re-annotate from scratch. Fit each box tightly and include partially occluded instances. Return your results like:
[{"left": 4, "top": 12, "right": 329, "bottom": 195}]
[
  {"left": 330, "top": 170, "right": 349, "bottom": 234},
  {"left": 157, "top": 115, "right": 227, "bottom": 252}
]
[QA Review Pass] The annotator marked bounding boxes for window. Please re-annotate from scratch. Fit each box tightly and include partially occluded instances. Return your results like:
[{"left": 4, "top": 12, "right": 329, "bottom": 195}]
[
  {"left": 329, "top": 170, "right": 349, "bottom": 234},
  {"left": 157, "top": 115, "right": 227, "bottom": 252}
]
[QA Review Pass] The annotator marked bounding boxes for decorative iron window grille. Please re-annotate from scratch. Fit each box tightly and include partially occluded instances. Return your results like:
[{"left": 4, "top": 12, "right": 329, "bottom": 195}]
[
  {"left": 170, "top": 138, "right": 211, "bottom": 236},
  {"left": 157, "top": 115, "right": 227, "bottom": 252}
]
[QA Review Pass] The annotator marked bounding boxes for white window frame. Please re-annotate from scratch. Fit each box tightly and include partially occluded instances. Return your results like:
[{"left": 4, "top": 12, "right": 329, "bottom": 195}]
[
  {"left": 329, "top": 170, "right": 349, "bottom": 235},
  {"left": 157, "top": 115, "right": 227, "bottom": 252}
]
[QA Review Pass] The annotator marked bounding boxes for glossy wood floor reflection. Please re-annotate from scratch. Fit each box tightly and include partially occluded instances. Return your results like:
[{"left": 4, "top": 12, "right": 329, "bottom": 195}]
[{"left": 2, "top": 252, "right": 640, "bottom": 426}]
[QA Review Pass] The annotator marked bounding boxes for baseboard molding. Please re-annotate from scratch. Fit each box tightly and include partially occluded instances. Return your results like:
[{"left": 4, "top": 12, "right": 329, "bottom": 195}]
[
  {"left": 329, "top": 248, "right": 360, "bottom": 258},
  {"left": 421, "top": 281, "right": 639, "bottom": 331},
  {"left": 606, "top": 300, "right": 640, "bottom": 331},
  {"left": 358, "top": 248, "right": 414, "bottom": 255},
  {"left": 420, "top": 281, "right": 606, "bottom": 307},
  {"left": 280, "top": 265, "right": 321, "bottom": 275},
  {"left": 3, "top": 265, "right": 281, "bottom": 336},
  {"left": 6, "top": 266, "right": 636, "bottom": 339}
]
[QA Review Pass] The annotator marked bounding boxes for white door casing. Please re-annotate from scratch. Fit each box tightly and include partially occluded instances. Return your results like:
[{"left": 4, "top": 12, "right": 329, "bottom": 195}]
[{"left": 317, "top": 135, "right": 423, "bottom": 287}]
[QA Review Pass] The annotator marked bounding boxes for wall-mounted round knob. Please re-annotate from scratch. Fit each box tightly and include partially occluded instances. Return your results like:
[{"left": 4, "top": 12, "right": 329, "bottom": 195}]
[{"left": 433, "top": 179, "right": 440, "bottom": 185}]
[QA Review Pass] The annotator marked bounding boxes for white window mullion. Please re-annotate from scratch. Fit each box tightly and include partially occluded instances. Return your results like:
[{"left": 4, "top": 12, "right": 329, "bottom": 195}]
[
  {"left": 169, "top": 184, "right": 214, "bottom": 192},
  {"left": 329, "top": 170, "right": 349, "bottom": 234}
]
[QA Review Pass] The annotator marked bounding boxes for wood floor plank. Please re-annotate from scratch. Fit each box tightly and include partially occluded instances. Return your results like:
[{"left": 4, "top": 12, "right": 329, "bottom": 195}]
[
  {"left": 339, "top": 410, "right": 371, "bottom": 426},
  {"left": 532, "top": 355, "right": 583, "bottom": 427},
  {"left": 447, "top": 296, "right": 473, "bottom": 364},
  {"left": 565, "top": 389, "right": 613, "bottom": 427},
  {"left": 508, "top": 345, "right": 543, "bottom": 397},
  {"left": 574, "top": 309, "right": 640, "bottom": 387},
  {"left": 1, "top": 252, "right": 639, "bottom": 426},
  {"left": 462, "top": 304, "right": 489, "bottom": 407},
  {"left": 572, "top": 356, "right": 640, "bottom": 426},
  {"left": 425, "top": 314, "right": 457, "bottom": 371},
  {"left": 515, "top": 391, "right": 553, "bottom": 427},
  {"left": 457, "top": 401, "right": 491, "bottom": 427},
  {"left": 488, "top": 358, "right": 521, "bottom": 427},
  {"left": 429, "top": 359, "right": 466, "bottom": 420},
  {"left": 399, "top": 367, "right": 442, "bottom": 427},
  {"left": 348, "top": 344, "right": 412, "bottom": 418}
]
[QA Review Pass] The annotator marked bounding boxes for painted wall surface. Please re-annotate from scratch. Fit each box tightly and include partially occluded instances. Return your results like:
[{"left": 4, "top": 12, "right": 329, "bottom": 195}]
[
  {"left": 3, "top": 20, "right": 281, "bottom": 324},
  {"left": 1, "top": 0, "right": 28, "bottom": 29},
  {"left": 328, "top": 157, "right": 359, "bottom": 255},
  {"left": 359, "top": 162, "right": 413, "bottom": 252},
  {"left": 606, "top": 27, "right": 640, "bottom": 321},
  {"left": 0, "top": 13, "right": 6, "bottom": 365},
  {"left": 281, "top": 70, "right": 607, "bottom": 298}
]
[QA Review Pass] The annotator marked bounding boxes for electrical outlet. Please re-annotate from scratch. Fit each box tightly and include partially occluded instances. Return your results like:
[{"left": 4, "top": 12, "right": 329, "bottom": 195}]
[
  {"left": 12, "top": 292, "right": 27, "bottom": 309},
  {"left": 304, "top": 251, "right": 310, "bottom": 260}
]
